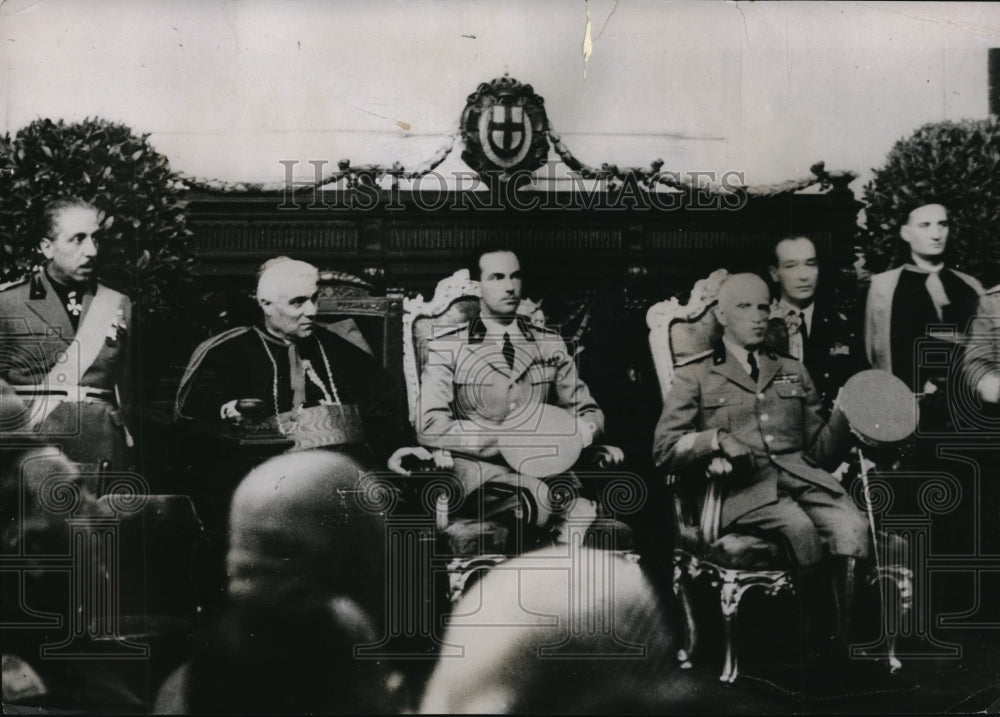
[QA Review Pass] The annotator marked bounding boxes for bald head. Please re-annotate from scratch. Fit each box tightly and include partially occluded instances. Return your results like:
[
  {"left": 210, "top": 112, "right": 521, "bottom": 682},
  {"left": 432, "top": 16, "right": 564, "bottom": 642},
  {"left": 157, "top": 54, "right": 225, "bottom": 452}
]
[
  {"left": 715, "top": 273, "right": 770, "bottom": 349},
  {"left": 227, "top": 451, "right": 387, "bottom": 626},
  {"left": 420, "top": 546, "right": 678, "bottom": 714},
  {"left": 255, "top": 257, "right": 320, "bottom": 340}
]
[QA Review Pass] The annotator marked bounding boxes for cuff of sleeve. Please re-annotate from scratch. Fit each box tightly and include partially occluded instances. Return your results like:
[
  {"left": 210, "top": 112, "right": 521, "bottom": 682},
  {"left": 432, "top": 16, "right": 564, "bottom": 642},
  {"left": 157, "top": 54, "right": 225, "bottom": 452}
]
[
  {"left": 677, "top": 429, "right": 720, "bottom": 461},
  {"left": 220, "top": 400, "right": 239, "bottom": 420}
]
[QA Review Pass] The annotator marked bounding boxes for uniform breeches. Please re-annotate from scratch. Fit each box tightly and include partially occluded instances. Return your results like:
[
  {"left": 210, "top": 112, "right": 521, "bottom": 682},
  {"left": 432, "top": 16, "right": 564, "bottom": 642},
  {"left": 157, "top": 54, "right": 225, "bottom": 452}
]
[
  {"left": 729, "top": 471, "right": 870, "bottom": 568},
  {"left": 451, "top": 455, "right": 584, "bottom": 528}
]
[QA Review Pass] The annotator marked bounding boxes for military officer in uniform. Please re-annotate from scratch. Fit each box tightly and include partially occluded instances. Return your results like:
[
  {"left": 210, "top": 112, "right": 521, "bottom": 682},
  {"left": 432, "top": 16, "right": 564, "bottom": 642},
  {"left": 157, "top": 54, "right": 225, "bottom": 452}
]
[
  {"left": 963, "top": 284, "right": 1000, "bottom": 409},
  {"left": 653, "top": 273, "right": 869, "bottom": 657},
  {"left": 0, "top": 198, "right": 133, "bottom": 472},
  {"left": 418, "top": 247, "right": 617, "bottom": 533},
  {"left": 764, "top": 236, "right": 865, "bottom": 417}
]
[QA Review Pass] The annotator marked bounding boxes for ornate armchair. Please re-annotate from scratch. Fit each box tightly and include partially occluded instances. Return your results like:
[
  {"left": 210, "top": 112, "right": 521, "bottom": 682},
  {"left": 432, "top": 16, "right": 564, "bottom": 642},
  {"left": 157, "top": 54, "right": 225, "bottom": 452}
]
[
  {"left": 646, "top": 269, "right": 913, "bottom": 683},
  {"left": 402, "top": 269, "right": 542, "bottom": 599},
  {"left": 402, "top": 269, "right": 632, "bottom": 600}
]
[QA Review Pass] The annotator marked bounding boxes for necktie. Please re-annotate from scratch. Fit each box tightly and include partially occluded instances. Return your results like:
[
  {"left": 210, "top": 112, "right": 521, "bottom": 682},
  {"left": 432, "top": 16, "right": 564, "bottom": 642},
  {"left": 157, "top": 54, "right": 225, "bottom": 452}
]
[
  {"left": 288, "top": 343, "right": 306, "bottom": 408},
  {"left": 747, "top": 350, "right": 759, "bottom": 383},
  {"left": 502, "top": 332, "right": 516, "bottom": 371},
  {"left": 799, "top": 311, "right": 809, "bottom": 342}
]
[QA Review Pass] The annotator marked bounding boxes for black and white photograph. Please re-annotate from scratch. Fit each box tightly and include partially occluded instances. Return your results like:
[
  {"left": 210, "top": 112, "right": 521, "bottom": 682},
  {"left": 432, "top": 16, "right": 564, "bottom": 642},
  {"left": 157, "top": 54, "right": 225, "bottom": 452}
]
[{"left": 2, "top": 1, "right": 999, "bottom": 713}]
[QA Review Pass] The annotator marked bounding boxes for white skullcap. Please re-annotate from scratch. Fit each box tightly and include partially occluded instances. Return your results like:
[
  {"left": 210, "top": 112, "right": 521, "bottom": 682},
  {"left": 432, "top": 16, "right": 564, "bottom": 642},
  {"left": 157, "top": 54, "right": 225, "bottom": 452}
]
[{"left": 256, "top": 257, "right": 319, "bottom": 302}]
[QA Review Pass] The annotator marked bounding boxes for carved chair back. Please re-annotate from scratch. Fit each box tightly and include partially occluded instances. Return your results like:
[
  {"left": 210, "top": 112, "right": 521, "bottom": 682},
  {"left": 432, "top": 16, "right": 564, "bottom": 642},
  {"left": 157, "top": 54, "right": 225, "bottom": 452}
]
[
  {"left": 313, "top": 270, "right": 404, "bottom": 381},
  {"left": 402, "top": 269, "right": 544, "bottom": 428},
  {"left": 646, "top": 269, "right": 729, "bottom": 546}
]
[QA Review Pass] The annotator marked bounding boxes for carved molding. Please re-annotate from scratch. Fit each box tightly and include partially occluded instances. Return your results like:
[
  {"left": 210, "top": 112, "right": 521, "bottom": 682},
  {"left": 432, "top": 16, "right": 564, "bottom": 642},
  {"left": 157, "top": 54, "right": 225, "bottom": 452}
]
[
  {"left": 389, "top": 224, "right": 622, "bottom": 251},
  {"left": 192, "top": 221, "right": 359, "bottom": 254}
]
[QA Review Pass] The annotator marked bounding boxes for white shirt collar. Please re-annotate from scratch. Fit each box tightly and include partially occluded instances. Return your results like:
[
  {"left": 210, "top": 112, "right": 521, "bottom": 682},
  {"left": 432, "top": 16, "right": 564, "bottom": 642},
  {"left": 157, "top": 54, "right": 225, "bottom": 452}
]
[{"left": 777, "top": 298, "right": 815, "bottom": 332}]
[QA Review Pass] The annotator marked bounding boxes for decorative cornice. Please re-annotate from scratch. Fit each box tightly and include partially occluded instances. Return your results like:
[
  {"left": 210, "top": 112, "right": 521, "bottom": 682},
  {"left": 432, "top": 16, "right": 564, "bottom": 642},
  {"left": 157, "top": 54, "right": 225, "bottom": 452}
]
[{"left": 173, "top": 76, "right": 856, "bottom": 199}]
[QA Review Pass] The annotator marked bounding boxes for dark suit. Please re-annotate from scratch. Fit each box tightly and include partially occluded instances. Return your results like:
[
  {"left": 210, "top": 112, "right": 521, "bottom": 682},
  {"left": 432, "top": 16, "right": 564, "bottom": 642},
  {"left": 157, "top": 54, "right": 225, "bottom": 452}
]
[
  {"left": 765, "top": 300, "right": 866, "bottom": 416},
  {"left": 652, "top": 344, "right": 868, "bottom": 566},
  {"left": 0, "top": 271, "right": 133, "bottom": 470}
]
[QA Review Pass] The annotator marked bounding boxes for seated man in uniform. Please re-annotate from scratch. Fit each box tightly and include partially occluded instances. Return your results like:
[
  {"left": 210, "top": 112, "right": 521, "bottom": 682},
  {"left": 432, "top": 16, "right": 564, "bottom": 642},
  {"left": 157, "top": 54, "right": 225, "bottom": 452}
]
[
  {"left": 653, "top": 273, "right": 869, "bottom": 659},
  {"left": 0, "top": 198, "right": 134, "bottom": 472},
  {"left": 417, "top": 246, "right": 621, "bottom": 543},
  {"left": 175, "top": 256, "right": 443, "bottom": 474},
  {"left": 865, "top": 200, "right": 983, "bottom": 429}
]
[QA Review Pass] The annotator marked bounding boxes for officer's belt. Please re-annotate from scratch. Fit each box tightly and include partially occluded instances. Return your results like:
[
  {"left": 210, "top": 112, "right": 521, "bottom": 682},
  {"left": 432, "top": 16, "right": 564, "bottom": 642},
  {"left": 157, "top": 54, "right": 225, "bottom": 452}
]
[{"left": 12, "top": 385, "right": 116, "bottom": 404}]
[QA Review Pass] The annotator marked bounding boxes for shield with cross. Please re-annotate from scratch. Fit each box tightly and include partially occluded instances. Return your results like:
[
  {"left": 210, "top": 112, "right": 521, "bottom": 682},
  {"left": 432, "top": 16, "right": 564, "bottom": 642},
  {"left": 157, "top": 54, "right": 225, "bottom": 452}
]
[
  {"left": 460, "top": 74, "right": 550, "bottom": 182},
  {"left": 479, "top": 102, "right": 532, "bottom": 169}
]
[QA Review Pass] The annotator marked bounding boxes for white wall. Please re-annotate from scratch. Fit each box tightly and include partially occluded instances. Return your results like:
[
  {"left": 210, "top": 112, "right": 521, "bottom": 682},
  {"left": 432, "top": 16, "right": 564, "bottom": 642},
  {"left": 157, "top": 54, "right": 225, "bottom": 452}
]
[{"left": 2, "top": 0, "right": 998, "bottom": 194}]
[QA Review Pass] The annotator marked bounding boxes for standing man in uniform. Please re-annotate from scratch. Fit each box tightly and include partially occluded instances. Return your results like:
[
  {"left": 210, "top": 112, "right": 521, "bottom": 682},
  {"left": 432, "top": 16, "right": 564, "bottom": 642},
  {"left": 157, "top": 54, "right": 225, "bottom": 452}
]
[
  {"left": 418, "top": 247, "right": 620, "bottom": 537},
  {"left": 0, "top": 198, "right": 133, "bottom": 472},
  {"left": 653, "top": 273, "right": 868, "bottom": 658},
  {"left": 764, "top": 236, "right": 865, "bottom": 416}
]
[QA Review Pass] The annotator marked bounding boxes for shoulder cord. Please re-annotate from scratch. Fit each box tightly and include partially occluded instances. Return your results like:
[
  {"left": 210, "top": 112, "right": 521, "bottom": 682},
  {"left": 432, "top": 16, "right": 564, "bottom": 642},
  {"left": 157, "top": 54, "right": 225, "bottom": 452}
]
[
  {"left": 312, "top": 339, "right": 342, "bottom": 405},
  {"left": 257, "top": 333, "right": 342, "bottom": 436}
]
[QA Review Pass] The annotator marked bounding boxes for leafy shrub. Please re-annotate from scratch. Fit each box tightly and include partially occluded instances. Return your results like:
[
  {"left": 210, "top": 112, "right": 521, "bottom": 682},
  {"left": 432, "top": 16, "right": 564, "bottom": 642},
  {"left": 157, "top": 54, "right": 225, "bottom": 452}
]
[
  {"left": 0, "top": 117, "right": 195, "bottom": 324},
  {"left": 860, "top": 118, "right": 1000, "bottom": 286}
]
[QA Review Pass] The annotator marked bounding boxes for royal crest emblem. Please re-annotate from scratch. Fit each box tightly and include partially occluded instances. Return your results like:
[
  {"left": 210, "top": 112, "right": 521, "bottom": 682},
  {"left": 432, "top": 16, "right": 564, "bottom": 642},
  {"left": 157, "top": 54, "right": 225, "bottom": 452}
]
[{"left": 461, "top": 74, "right": 549, "bottom": 182}]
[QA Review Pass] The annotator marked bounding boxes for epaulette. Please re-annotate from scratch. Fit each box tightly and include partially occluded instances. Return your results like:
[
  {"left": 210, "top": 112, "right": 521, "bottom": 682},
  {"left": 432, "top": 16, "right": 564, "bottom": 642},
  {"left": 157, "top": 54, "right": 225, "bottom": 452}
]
[
  {"left": 0, "top": 276, "right": 29, "bottom": 292},
  {"left": 675, "top": 349, "right": 714, "bottom": 367}
]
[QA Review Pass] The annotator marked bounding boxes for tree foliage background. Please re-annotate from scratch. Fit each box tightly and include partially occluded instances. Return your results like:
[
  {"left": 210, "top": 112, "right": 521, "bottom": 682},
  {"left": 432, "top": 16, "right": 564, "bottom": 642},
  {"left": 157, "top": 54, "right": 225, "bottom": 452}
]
[
  {"left": 0, "top": 118, "right": 199, "bottom": 394},
  {"left": 0, "top": 117, "right": 196, "bottom": 324},
  {"left": 860, "top": 118, "right": 1000, "bottom": 287}
]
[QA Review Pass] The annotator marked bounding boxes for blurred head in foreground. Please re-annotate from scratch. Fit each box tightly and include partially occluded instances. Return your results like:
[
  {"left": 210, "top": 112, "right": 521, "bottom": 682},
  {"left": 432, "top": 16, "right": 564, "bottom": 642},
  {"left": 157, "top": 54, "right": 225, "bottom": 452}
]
[
  {"left": 181, "top": 450, "right": 398, "bottom": 714},
  {"left": 420, "top": 546, "right": 679, "bottom": 714}
]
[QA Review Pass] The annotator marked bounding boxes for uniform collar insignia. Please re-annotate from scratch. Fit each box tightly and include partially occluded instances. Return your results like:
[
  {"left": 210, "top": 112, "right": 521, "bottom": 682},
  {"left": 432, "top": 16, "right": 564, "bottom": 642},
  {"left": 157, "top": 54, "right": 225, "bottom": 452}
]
[
  {"left": 29, "top": 269, "right": 47, "bottom": 300},
  {"left": 469, "top": 315, "right": 536, "bottom": 344}
]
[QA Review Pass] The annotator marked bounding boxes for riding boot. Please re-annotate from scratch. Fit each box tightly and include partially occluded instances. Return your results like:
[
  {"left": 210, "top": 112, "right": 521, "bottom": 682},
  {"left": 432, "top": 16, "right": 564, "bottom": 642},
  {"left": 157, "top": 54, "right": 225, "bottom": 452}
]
[
  {"left": 796, "top": 564, "right": 835, "bottom": 663},
  {"left": 831, "top": 555, "right": 860, "bottom": 661}
]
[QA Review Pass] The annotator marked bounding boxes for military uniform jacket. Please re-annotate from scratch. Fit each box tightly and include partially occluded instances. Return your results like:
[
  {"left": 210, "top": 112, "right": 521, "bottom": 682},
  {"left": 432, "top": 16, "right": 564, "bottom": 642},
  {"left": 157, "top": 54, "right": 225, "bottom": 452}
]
[
  {"left": 652, "top": 345, "right": 852, "bottom": 529},
  {"left": 418, "top": 316, "right": 604, "bottom": 493},
  {"left": 0, "top": 271, "right": 133, "bottom": 468},
  {"left": 964, "top": 285, "right": 1000, "bottom": 398}
]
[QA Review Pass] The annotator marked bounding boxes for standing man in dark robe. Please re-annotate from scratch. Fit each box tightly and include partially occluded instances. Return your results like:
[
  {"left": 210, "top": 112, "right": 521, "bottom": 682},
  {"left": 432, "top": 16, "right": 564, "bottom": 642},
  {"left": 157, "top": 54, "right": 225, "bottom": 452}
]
[
  {"left": 864, "top": 201, "right": 983, "bottom": 430},
  {"left": 0, "top": 198, "right": 134, "bottom": 472}
]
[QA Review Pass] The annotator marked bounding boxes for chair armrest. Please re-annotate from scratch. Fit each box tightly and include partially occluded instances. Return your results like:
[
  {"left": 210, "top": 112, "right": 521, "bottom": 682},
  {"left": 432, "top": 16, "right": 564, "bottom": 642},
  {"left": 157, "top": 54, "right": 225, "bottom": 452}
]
[{"left": 664, "top": 459, "right": 726, "bottom": 550}]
